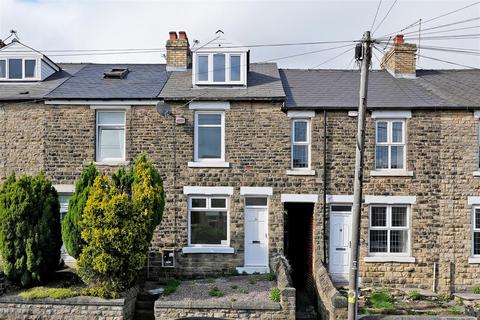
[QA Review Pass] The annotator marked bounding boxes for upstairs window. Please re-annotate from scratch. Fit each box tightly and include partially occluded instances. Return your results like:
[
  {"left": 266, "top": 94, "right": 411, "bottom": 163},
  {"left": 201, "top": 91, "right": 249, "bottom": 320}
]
[
  {"left": 194, "top": 52, "right": 246, "bottom": 85},
  {"left": 96, "top": 111, "right": 126, "bottom": 162},
  {"left": 0, "top": 58, "right": 37, "bottom": 80},
  {"left": 291, "top": 119, "right": 311, "bottom": 169},
  {"left": 375, "top": 120, "right": 406, "bottom": 170},
  {"left": 194, "top": 112, "right": 225, "bottom": 162}
]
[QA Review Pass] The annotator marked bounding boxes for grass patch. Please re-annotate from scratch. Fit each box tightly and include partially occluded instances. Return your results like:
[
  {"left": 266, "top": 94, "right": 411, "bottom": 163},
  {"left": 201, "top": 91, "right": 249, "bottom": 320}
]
[
  {"left": 270, "top": 287, "right": 281, "bottom": 302},
  {"left": 367, "top": 289, "right": 394, "bottom": 309},
  {"left": 163, "top": 278, "right": 180, "bottom": 296},
  {"left": 473, "top": 286, "right": 480, "bottom": 294},
  {"left": 230, "top": 285, "right": 238, "bottom": 290},
  {"left": 208, "top": 286, "right": 224, "bottom": 297},
  {"left": 408, "top": 290, "right": 422, "bottom": 301},
  {"left": 248, "top": 279, "right": 256, "bottom": 285},
  {"left": 267, "top": 272, "right": 276, "bottom": 281},
  {"left": 447, "top": 306, "right": 463, "bottom": 315},
  {"left": 239, "top": 288, "right": 249, "bottom": 294},
  {"left": 19, "top": 287, "right": 79, "bottom": 300}
]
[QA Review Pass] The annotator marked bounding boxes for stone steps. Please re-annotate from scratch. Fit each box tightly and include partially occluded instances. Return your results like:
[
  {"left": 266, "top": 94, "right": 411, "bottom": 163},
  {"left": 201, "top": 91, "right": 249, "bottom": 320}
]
[{"left": 134, "top": 292, "right": 160, "bottom": 320}]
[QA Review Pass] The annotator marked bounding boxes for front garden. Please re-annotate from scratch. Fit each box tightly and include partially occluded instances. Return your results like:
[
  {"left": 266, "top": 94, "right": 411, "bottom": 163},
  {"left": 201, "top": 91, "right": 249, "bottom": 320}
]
[
  {"left": 351, "top": 286, "right": 480, "bottom": 317},
  {"left": 0, "top": 155, "right": 164, "bottom": 319}
]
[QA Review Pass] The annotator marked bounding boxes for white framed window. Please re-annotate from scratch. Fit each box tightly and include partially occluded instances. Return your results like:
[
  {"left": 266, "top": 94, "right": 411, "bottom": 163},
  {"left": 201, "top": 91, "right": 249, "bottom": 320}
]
[
  {"left": 194, "top": 111, "right": 225, "bottom": 162},
  {"left": 473, "top": 207, "right": 480, "bottom": 256},
  {"left": 291, "top": 119, "right": 311, "bottom": 169},
  {"left": 0, "top": 59, "right": 6, "bottom": 79},
  {"left": 188, "top": 196, "right": 230, "bottom": 247},
  {"left": 368, "top": 205, "right": 410, "bottom": 256},
  {"left": 96, "top": 111, "right": 126, "bottom": 162},
  {"left": 0, "top": 58, "right": 38, "bottom": 80},
  {"left": 375, "top": 120, "right": 406, "bottom": 170},
  {"left": 193, "top": 52, "right": 246, "bottom": 85}
]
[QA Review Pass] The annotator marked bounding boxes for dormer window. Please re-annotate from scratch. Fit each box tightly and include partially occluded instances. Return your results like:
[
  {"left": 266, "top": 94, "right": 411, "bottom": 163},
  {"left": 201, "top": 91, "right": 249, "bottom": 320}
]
[
  {"left": 0, "top": 40, "right": 60, "bottom": 82},
  {"left": 194, "top": 52, "right": 246, "bottom": 85},
  {"left": 192, "top": 31, "right": 248, "bottom": 86},
  {"left": 0, "top": 58, "right": 38, "bottom": 80}
]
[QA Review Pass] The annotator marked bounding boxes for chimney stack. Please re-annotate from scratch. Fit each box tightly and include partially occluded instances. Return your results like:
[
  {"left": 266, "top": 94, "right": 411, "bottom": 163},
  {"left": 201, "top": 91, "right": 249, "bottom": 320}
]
[
  {"left": 380, "top": 34, "right": 417, "bottom": 78},
  {"left": 166, "top": 31, "right": 191, "bottom": 71}
]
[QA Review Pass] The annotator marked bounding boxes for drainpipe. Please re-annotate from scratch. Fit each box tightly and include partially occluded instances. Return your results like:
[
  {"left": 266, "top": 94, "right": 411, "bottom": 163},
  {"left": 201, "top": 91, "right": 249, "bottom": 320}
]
[{"left": 323, "top": 109, "right": 328, "bottom": 264}]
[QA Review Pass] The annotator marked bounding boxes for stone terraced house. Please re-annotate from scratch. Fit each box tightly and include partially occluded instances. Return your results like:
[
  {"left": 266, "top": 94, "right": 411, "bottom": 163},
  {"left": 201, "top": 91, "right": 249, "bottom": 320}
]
[{"left": 0, "top": 31, "right": 480, "bottom": 299}]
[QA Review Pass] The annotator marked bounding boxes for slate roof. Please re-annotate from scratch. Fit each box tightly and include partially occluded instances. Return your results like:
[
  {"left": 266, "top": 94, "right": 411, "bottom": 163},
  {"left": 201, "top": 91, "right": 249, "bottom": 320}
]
[
  {"left": 47, "top": 64, "right": 169, "bottom": 100},
  {"left": 280, "top": 69, "right": 480, "bottom": 109},
  {"left": 0, "top": 64, "right": 85, "bottom": 101},
  {"left": 159, "top": 63, "right": 286, "bottom": 101}
]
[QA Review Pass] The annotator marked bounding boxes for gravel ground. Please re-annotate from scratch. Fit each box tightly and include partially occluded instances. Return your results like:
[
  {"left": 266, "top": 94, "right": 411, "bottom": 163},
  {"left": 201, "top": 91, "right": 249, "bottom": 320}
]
[{"left": 159, "top": 275, "right": 276, "bottom": 304}]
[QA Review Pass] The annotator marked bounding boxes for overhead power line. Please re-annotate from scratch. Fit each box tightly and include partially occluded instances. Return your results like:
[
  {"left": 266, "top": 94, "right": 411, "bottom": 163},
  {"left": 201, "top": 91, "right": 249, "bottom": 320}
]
[
  {"left": 370, "top": 0, "right": 383, "bottom": 32},
  {"left": 377, "top": 1, "right": 480, "bottom": 38},
  {"left": 372, "top": 0, "right": 398, "bottom": 35}
]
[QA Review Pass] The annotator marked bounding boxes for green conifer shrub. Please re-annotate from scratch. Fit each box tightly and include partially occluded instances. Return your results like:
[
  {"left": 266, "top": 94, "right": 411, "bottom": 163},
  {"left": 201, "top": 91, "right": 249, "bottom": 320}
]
[
  {"left": 0, "top": 173, "right": 61, "bottom": 287},
  {"left": 78, "top": 155, "right": 164, "bottom": 298},
  {"left": 61, "top": 164, "right": 99, "bottom": 259}
]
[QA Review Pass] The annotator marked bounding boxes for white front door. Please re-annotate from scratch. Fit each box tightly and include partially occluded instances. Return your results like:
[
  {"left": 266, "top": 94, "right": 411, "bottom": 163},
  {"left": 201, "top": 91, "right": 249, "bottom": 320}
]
[
  {"left": 244, "top": 207, "right": 269, "bottom": 267},
  {"left": 329, "top": 205, "right": 352, "bottom": 281}
]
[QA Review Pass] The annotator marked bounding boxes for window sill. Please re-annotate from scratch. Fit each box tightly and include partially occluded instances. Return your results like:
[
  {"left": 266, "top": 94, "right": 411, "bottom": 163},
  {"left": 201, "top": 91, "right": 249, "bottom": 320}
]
[
  {"left": 473, "top": 171, "right": 480, "bottom": 177},
  {"left": 286, "top": 169, "right": 316, "bottom": 176},
  {"left": 364, "top": 256, "right": 415, "bottom": 263},
  {"left": 370, "top": 170, "right": 414, "bottom": 177},
  {"left": 188, "top": 161, "right": 230, "bottom": 168},
  {"left": 182, "top": 247, "right": 235, "bottom": 254},
  {"left": 468, "top": 257, "right": 480, "bottom": 264},
  {"left": 94, "top": 161, "right": 129, "bottom": 166}
]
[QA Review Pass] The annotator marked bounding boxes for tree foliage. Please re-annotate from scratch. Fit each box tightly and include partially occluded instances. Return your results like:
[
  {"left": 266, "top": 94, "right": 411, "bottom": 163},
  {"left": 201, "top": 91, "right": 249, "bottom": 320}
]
[
  {"left": 0, "top": 173, "right": 61, "bottom": 287},
  {"left": 61, "top": 164, "right": 98, "bottom": 259},
  {"left": 78, "top": 155, "right": 164, "bottom": 298}
]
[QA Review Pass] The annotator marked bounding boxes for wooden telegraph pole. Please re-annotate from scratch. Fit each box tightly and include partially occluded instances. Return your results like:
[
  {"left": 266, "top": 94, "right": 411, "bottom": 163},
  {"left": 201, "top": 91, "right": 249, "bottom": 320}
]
[{"left": 348, "top": 30, "right": 372, "bottom": 320}]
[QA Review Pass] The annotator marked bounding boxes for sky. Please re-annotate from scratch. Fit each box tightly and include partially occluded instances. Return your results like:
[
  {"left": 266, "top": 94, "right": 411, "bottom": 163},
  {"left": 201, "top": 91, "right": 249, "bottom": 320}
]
[{"left": 0, "top": 0, "right": 479, "bottom": 69}]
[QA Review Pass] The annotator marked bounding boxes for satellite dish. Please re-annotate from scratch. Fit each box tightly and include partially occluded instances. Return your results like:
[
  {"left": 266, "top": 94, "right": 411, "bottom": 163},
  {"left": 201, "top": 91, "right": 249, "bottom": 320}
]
[{"left": 156, "top": 101, "right": 172, "bottom": 117}]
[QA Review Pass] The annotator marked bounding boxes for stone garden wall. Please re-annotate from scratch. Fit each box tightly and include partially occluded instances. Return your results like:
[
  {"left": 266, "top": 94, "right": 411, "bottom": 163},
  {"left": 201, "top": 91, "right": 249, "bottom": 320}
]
[{"left": 0, "top": 286, "right": 138, "bottom": 320}]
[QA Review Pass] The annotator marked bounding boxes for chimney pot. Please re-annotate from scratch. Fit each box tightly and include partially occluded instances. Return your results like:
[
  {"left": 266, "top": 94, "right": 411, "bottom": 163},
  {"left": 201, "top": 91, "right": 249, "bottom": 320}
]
[
  {"left": 394, "top": 34, "right": 404, "bottom": 45},
  {"left": 169, "top": 31, "right": 178, "bottom": 40},
  {"left": 178, "top": 31, "right": 187, "bottom": 40}
]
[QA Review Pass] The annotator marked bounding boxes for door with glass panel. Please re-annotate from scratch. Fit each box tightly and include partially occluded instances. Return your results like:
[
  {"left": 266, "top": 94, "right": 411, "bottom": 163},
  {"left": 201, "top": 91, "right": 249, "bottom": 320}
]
[
  {"left": 329, "top": 205, "right": 352, "bottom": 281},
  {"left": 244, "top": 197, "right": 269, "bottom": 267}
]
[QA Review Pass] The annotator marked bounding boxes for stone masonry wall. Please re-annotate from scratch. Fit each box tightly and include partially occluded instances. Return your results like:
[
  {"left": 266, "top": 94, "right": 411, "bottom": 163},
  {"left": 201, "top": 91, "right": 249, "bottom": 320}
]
[
  {"left": 0, "top": 286, "right": 138, "bottom": 320},
  {"left": 2, "top": 100, "right": 480, "bottom": 293}
]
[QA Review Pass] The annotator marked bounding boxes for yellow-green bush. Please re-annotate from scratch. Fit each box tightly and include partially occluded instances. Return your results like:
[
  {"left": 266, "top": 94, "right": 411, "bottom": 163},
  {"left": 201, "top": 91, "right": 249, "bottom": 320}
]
[{"left": 78, "top": 156, "right": 164, "bottom": 298}]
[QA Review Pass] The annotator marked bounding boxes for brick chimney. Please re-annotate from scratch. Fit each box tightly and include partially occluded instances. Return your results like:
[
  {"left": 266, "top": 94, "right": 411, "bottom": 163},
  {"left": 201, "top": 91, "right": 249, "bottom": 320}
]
[
  {"left": 166, "top": 31, "right": 191, "bottom": 71},
  {"left": 380, "top": 34, "right": 417, "bottom": 78}
]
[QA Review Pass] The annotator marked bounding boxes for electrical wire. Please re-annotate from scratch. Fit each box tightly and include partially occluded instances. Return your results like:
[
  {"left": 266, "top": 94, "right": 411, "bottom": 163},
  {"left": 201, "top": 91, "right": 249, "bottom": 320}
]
[
  {"left": 377, "top": 1, "right": 480, "bottom": 39},
  {"left": 372, "top": 0, "right": 398, "bottom": 35},
  {"left": 370, "top": 0, "right": 383, "bottom": 32},
  {"left": 416, "top": 54, "right": 479, "bottom": 69},
  {"left": 311, "top": 46, "right": 354, "bottom": 69}
]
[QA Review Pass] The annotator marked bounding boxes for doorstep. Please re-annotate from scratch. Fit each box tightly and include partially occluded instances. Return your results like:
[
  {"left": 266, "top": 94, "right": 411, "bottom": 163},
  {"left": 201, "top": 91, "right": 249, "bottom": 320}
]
[
  {"left": 401, "top": 288, "right": 438, "bottom": 298},
  {"left": 454, "top": 292, "right": 480, "bottom": 301},
  {"left": 236, "top": 266, "right": 270, "bottom": 274}
]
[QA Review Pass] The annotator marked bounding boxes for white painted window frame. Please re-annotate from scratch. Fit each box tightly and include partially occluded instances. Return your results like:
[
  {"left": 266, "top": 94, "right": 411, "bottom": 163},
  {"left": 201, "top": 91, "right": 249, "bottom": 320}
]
[
  {"left": 95, "top": 110, "right": 126, "bottom": 163},
  {"left": 374, "top": 119, "right": 407, "bottom": 171},
  {"left": 473, "top": 206, "right": 480, "bottom": 258},
  {"left": 194, "top": 111, "right": 225, "bottom": 162},
  {"left": 291, "top": 118, "right": 311, "bottom": 170},
  {"left": 193, "top": 52, "right": 246, "bottom": 86},
  {"left": 368, "top": 204, "right": 411, "bottom": 257},
  {"left": 0, "top": 57, "right": 40, "bottom": 81},
  {"left": 187, "top": 196, "right": 230, "bottom": 248},
  {"left": 244, "top": 196, "right": 269, "bottom": 209}
]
